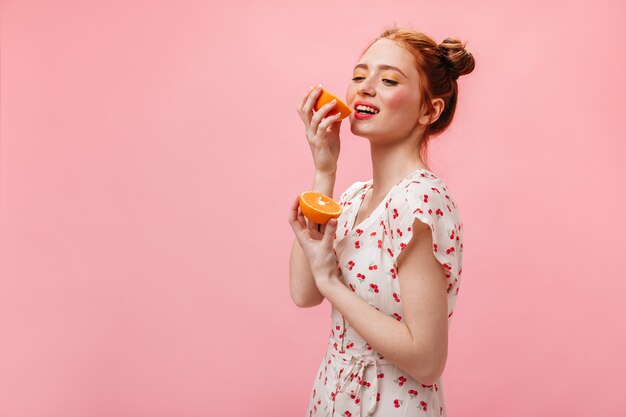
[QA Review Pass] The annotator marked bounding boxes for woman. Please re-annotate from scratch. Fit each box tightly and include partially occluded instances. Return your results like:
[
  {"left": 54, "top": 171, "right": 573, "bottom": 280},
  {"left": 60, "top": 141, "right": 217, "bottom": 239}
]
[{"left": 288, "top": 27, "right": 475, "bottom": 417}]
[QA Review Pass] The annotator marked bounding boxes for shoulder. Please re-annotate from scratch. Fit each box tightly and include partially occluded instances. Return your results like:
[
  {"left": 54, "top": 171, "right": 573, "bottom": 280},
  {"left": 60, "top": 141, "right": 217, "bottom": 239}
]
[{"left": 392, "top": 172, "right": 462, "bottom": 223}]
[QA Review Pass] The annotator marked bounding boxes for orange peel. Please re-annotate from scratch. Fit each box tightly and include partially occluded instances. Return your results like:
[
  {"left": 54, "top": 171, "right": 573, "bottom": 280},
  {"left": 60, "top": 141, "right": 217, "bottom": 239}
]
[
  {"left": 299, "top": 191, "right": 342, "bottom": 225},
  {"left": 314, "top": 89, "right": 352, "bottom": 121}
]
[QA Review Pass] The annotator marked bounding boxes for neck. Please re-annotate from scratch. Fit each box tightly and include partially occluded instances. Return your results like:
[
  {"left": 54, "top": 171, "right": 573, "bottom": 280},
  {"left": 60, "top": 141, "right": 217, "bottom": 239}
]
[{"left": 368, "top": 137, "right": 429, "bottom": 196}]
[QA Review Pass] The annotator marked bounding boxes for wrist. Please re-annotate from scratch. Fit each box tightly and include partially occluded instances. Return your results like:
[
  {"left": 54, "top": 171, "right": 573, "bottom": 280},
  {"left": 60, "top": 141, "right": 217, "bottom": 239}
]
[
  {"left": 317, "top": 270, "right": 342, "bottom": 298},
  {"left": 315, "top": 168, "right": 337, "bottom": 178}
]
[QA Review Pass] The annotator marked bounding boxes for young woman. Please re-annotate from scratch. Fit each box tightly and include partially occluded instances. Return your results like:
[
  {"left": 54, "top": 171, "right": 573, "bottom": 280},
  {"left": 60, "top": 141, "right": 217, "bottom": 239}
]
[{"left": 288, "top": 27, "right": 475, "bottom": 417}]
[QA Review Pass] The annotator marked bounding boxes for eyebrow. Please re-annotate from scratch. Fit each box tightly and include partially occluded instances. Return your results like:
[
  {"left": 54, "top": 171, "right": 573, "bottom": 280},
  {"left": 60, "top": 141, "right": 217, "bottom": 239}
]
[{"left": 353, "top": 63, "right": 408, "bottom": 79}]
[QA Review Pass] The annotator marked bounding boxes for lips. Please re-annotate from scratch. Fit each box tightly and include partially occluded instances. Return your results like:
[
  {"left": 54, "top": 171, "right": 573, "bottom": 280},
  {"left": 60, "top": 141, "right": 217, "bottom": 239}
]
[{"left": 353, "top": 100, "right": 380, "bottom": 113}]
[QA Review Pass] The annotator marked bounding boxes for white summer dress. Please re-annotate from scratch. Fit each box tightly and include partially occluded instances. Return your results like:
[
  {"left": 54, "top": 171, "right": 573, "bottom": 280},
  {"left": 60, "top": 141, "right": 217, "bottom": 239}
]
[{"left": 306, "top": 168, "right": 464, "bottom": 417}]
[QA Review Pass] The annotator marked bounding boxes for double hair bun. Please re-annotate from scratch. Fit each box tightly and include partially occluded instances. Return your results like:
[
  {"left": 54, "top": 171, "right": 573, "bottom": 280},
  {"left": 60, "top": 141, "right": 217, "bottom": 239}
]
[{"left": 437, "top": 38, "right": 476, "bottom": 80}]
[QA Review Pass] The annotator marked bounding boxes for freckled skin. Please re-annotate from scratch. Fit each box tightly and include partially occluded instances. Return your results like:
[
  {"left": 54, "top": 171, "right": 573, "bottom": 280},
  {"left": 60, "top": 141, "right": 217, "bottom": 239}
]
[{"left": 346, "top": 38, "right": 426, "bottom": 144}]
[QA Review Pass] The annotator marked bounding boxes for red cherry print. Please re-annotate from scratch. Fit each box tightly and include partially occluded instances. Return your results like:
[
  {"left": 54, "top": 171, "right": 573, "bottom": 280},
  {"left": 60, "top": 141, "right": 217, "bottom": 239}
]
[
  {"left": 428, "top": 208, "right": 433, "bottom": 215},
  {"left": 344, "top": 411, "right": 352, "bottom": 417},
  {"left": 389, "top": 268, "right": 397, "bottom": 279},
  {"left": 377, "top": 239, "right": 382, "bottom": 248},
  {"left": 336, "top": 325, "right": 341, "bottom": 331},
  {"left": 447, "top": 204, "right": 452, "bottom": 212},
  {"left": 433, "top": 243, "right": 438, "bottom": 252},
  {"left": 390, "top": 228, "right": 394, "bottom": 238},
  {"left": 421, "top": 383, "right": 434, "bottom": 389},
  {"left": 368, "top": 263, "right": 378, "bottom": 270},
  {"left": 400, "top": 242, "right": 407, "bottom": 250},
  {"left": 348, "top": 260, "right": 355, "bottom": 270},
  {"left": 369, "top": 283, "right": 379, "bottom": 293},
  {"left": 396, "top": 228, "right": 403, "bottom": 237},
  {"left": 387, "top": 248, "right": 394, "bottom": 257},
  {"left": 349, "top": 283, "right": 356, "bottom": 292},
  {"left": 435, "top": 208, "right": 443, "bottom": 217},
  {"left": 355, "top": 228, "right": 363, "bottom": 236},
  {"left": 443, "top": 263, "right": 452, "bottom": 271},
  {"left": 397, "top": 376, "right": 407, "bottom": 386},
  {"left": 356, "top": 273, "right": 366, "bottom": 281},
  {"left": 354, "top": 397, "right": 360, "bottom": 404},
  {"left": 331, "top": 392, "right": 336, "bottom": 401},
  {"left": 446, "top": 246, "right": 455, "bottom": 255},
  {"left": 370, "top": 231, "right": 377, "bottom": 236},
  {"left": 434, "top": 383, "right": 439, "bottom": 392},
  {"left": 413, "top": 207, "right": 424, "bottom": 215},
  {"left": 408, "top": 389, "right": 418, "bottom": 398},
  {"left": 377, "top": 372, "right": 385, "bottom": 378},
  {"left": 346, "top": 342, "right": 354, "bottom": 349},
  {"left": 393, "top": 292, "right": 401, "bottom": 303},
  {"left": 343, "top": 229, "right": 348, "bottom": 237},
  {"left": 392, "top": 208, "right": 399, "bottom": 219},
  {"left": 449, "top": 230, "right": 455, "bottom": 240},
  {"left": 366, "top": 343, "right": 372, "bottom": 350},
  {"left": 422, "top": 194, "right": 428, "bottom": 203},
  {"left": 355, "top": 241, "right": 361, "bottom": 249},
  {"left": 376, "top": 393, "right": 381, "bottom": 402},
  {"left": 313, "top": 389, "right": 316, "bottom": 397},
  {"left": 333, "top": 342, "right": 338, "bottom": 350},
  {"left": 393, "top": 399, "right": 401, "bottom": 408},
  {"left": 440, "top": 406, "right": 443, "bottom": 415},
  {"left": 392, "top": 313, "right": 402, "bottom": 321},
  {"left": 420, "top": 400, "right": 428, "bottom": 411}
]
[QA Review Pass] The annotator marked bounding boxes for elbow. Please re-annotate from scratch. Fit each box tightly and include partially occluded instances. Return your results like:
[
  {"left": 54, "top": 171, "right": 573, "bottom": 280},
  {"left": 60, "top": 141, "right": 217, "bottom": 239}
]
[
  {"left": 290, "top": 293, "right": 324, "bottom": 308},
  {"left": 408, "top": 352, "right": 447, "bottom": 385},
  {"left": 410, "top": 365, "right": 444, "bottom": 386}
]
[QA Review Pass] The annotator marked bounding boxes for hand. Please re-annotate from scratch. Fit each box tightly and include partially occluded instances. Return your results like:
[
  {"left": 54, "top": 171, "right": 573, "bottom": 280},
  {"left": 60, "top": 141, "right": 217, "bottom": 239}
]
[
  {"left": 288, "top": 195, "right": 342, "bottom": 291},
  {"left": 296, "top": 85, "right": 342, "bottom": 174}
]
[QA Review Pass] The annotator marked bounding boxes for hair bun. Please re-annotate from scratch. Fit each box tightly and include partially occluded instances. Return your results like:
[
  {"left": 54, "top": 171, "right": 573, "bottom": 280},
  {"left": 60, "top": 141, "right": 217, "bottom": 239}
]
[{"left": 438, "top": 38, "right": 475, "bottom": 80}]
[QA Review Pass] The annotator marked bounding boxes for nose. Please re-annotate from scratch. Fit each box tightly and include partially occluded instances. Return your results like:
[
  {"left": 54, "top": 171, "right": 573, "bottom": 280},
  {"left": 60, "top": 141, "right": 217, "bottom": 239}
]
[{"left": 356, "top": 78, "right": 376, "bottom": 97}]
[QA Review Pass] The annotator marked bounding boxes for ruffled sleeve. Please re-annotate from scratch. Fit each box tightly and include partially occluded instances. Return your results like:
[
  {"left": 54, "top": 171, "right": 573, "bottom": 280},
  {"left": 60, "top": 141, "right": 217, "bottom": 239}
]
[
  {"left": 385, "top": 179, "right": 464, "bottom": 294},
  {"left": 337, "top": 180, "right": 367, "bottom": 208}
]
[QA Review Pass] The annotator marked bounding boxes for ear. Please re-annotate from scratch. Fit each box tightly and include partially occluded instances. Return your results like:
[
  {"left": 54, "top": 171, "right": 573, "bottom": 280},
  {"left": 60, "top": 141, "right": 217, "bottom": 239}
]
[{"left": 418, "top": 98, "right": 445, "bottom": 126}]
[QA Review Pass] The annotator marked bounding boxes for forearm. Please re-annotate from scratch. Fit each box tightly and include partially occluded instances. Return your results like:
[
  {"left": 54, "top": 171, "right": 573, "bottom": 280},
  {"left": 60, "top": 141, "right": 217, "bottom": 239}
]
[
  {"left": 318, "top": 274, "right": 440, "bottom": 384},
  {"left": 288, "top": 170, "right": 337, "bottom": 307}
]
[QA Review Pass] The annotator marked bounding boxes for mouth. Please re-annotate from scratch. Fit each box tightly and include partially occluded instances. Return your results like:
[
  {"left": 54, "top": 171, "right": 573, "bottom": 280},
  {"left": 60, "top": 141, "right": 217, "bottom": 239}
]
[{"left": 353, "top": 101, "right": 380, "bottom": 116}]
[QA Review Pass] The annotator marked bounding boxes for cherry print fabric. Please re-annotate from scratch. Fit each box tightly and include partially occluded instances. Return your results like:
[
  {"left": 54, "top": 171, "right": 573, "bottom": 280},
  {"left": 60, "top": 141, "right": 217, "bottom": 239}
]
[{"left": 306, "top": 168, "right": 464, "bottom": 417}]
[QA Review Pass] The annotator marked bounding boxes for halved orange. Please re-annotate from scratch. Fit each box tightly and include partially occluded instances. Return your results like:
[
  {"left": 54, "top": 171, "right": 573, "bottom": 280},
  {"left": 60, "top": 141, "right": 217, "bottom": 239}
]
[
  {"left": 299, "top": 191, "right": 342, "bottom": 224},
  {"left": 314, "top": 89, "right": 352, "bottom": 121}
]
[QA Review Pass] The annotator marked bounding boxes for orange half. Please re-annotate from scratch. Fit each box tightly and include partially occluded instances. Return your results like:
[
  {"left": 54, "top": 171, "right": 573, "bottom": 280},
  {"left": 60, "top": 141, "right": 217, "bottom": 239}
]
[
  {"left": 314, "top": 89, "right": 352, "bottom": 121},
  {"left": 299, "top": 191, "right": 342, "bottom": 225}
]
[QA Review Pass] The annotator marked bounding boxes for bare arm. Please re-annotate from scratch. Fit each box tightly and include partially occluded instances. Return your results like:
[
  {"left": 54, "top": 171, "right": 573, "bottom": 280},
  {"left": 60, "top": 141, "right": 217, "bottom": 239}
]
[
  {"left": 289, "top": 170, "right": 336, "bottom": 308},
  {"left": 316, "top": 218, "right": 448, "bottom": 384}
]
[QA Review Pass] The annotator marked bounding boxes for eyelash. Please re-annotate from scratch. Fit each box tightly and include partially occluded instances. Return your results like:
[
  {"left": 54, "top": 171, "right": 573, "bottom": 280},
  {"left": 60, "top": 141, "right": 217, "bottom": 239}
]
[{"left": 352, "top": 77, "right": 398, "bottom": 86}]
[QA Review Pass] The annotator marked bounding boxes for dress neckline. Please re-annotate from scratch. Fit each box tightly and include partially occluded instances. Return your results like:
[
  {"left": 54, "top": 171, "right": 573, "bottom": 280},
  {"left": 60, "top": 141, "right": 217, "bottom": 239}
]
[{"left": 348, "top": 168, "right": 435, "bottom": 232}]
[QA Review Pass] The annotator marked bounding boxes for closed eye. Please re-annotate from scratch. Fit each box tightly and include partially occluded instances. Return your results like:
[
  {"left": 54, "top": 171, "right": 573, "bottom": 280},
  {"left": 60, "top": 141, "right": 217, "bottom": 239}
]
[{"left": 351, "top": 77, "right": 398, "bottom": 86}]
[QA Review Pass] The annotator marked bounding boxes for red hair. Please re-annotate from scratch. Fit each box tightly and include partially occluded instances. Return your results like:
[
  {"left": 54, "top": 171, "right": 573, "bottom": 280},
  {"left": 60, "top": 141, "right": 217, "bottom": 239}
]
[{"left": 360, "top": 26, "right": 475, "bottom": 164}]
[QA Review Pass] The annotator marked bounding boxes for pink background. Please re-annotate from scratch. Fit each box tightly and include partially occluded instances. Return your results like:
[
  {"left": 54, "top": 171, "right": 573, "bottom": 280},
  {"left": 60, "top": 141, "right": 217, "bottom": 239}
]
[{"left": 1, "top": 0, "right": 625, "bottom": 416}]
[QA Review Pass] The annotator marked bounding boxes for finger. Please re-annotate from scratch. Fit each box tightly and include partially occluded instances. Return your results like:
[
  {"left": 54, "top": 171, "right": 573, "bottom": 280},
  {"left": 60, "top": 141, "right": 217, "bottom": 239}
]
[
  {"left": 311, "top": 99, "right": 337, "bottom": 127},
  {"left": 289, "top": 195, "right": 308, "bottom": 230},
  {"left": 303, "top": 86, "right": 323, "bottom": 119},
  {"left": 322, "top": 217, "right": 339, "bottom": 246},
  {"left": 297, "top": 85, "right": 318, "bottom": 116},
  {"left": 307, "top": 218, "right": 319, "bottom": 233},
  {"left": 317, "top": 112, "right": 342, "bottom": 133}
]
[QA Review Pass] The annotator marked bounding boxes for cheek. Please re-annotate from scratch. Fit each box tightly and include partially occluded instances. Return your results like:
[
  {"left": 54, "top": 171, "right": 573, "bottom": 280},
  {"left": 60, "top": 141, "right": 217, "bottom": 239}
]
[{"left": 385, "top": 89, "right": 419, "bottom": 113}]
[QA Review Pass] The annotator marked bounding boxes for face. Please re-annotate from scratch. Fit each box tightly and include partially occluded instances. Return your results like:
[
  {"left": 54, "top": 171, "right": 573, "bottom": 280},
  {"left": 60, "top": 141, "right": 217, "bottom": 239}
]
[{"left": 346, "top": 38, "right": 426, "bottom": 143}]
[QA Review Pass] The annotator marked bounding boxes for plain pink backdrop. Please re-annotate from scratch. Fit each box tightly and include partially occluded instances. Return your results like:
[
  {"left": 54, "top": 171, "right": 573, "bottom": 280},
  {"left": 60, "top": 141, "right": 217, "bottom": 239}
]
[{"left": 1, "top": 0, "right": 625, "bottom": 416}]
